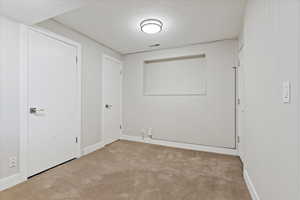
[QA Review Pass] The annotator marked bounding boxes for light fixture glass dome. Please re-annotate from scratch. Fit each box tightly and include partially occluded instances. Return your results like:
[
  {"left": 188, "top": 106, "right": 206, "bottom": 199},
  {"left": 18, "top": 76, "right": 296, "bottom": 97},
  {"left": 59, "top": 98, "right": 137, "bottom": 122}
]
[{"left": 140, "top": 19, "right": 163, "bottom": 34}]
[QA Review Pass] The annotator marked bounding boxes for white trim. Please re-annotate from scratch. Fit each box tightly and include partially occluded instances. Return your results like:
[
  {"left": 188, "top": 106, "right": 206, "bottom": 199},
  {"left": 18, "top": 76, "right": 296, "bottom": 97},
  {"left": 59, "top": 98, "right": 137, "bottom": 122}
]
[
  {"left": 19, "top": 25, "right": 82, "bottom": 181},
  {"left": 0, "top": 173, "right": 26, "bottom": 191},
  {"left": 120, "top": 57, "right": 123, "bottom": 141},
  {"left": 102, "top": 54, "right": 123, "bottom": 145},
  {"left": 120, "top": 134, "right": 238, "bottom": 156},
  {"left": 30, "top": 26, "right": 82, "bottom": 49},
  {"left": 82, "top": 141, "right": 106, "bottom": 156},
  {"left": 103, "top": 54, "right": 123, "bottom": 65},
  {"left": 19, "top": 24, "right": 29, "bottom": 184},
  {"left": 239, "top": 152, "right": 245, "bottom": 165},
  {"left": 243, "top": 168, "right": 260, "bottom": 200}
]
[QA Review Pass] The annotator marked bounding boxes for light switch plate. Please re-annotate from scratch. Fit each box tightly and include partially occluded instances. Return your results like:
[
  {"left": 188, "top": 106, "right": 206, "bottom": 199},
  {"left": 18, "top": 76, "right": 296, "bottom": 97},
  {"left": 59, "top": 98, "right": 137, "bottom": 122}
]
[{"left": 282, "top": 81, "right": 291, "bottom": 103}]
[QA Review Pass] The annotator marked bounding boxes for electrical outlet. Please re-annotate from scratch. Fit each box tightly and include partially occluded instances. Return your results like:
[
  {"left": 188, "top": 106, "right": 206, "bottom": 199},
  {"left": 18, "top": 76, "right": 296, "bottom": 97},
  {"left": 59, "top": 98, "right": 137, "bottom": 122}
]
[
  {"left": 141, "top": 129, "right": 146, "bottom": 139},
  {"left": 147, "top": 128, "right": 153, "bottom": 138},
  {"left": 9, "top": 157, "right": 17, "bottom": 168}
]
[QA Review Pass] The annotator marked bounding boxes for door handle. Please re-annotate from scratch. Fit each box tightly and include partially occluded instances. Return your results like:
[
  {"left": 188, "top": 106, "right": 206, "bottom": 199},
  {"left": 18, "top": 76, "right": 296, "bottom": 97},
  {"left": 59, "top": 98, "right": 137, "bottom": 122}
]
[
  {"left": 30, "top": 107, "right": 45, "bottom": 114},
  {"left": 105, "top": 104, "right": 113, "bottom": 109}
]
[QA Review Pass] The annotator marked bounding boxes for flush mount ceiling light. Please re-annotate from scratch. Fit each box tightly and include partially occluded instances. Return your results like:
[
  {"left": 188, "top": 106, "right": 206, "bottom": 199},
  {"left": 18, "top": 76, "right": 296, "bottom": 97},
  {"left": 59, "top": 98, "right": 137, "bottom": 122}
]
[{"left": 140, "top": 19, "right": 163, "bottom": 34}]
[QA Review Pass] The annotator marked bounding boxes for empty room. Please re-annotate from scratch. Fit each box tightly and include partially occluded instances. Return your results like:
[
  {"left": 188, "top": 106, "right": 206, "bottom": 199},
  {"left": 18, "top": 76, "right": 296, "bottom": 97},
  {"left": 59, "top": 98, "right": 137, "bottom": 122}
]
[{"left": 0, "top": 0, "right": 299, "bottom": 200}]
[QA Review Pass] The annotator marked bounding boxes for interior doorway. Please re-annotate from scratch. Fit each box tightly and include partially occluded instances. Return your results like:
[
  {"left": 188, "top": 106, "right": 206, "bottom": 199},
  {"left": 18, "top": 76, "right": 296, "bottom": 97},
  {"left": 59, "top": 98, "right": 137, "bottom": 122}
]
[
  {"left": 102, "top": 55, "right": 122, "bottom": 145},
  {"left": 20, "top": 27, "right": 82, "bottom": 178}
]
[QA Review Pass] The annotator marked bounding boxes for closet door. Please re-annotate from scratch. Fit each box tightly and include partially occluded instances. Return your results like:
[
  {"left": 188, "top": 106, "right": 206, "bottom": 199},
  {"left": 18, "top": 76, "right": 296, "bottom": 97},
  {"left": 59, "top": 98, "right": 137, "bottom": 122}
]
[{"left": 28, "top": 29, "right": 80, "bottom": 177}]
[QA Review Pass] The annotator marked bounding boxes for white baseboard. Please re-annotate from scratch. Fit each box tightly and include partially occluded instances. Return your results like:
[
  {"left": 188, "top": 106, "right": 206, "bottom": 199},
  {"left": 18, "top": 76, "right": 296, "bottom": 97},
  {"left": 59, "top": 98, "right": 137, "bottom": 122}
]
[
  {"left": 0, "top": 141, "right": 105, "bottom": 192},
  {"left": 244, "top": 168, "right": 260, "bottom": 200},
  {"left": 120, "top": 134, "right": 237, "bottom": 156},
  {"left": 0, "top": 173, "right": 26, "bottom": 191},
  {"left": 82, "top": 141, "right": 106, "bottom": 156}
]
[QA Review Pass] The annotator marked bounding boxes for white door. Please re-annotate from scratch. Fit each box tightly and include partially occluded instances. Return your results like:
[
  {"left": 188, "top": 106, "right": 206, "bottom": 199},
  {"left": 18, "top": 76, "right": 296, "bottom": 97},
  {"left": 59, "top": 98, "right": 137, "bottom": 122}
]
[
  {"left": 28, "top": 29, "right": 80, "bottom": 177},
  {"left": 103, "top": 56, "right": 122, "bottom": 145}
]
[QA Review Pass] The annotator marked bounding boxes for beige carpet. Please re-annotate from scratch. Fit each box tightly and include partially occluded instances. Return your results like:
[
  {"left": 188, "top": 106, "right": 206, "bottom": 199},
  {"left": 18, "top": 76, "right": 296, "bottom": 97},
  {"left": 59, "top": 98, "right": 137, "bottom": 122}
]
[{"left": 0, "top": 140, "right": 251, "bottom": 200}]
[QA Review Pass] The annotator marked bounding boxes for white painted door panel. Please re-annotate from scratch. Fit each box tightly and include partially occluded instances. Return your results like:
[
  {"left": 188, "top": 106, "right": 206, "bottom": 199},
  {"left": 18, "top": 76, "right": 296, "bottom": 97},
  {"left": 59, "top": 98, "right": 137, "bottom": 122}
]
[
  {"left": 28, "top": 30, "right": 79, "bottom": 177},
  {"left": 103, "top": 56, "right": 121, "bottom": 145}
]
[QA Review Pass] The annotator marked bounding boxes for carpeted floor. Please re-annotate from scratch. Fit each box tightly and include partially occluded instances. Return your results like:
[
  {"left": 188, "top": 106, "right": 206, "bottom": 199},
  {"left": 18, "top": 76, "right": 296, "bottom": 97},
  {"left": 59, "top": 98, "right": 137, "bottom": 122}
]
[{"left": 0, "top": 140, "right": 251, "bottom": 200}]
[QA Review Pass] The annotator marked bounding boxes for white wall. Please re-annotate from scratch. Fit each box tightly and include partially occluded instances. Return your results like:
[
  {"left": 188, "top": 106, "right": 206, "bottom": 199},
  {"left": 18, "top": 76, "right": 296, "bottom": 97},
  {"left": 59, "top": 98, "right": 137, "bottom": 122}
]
[
  {"left": 241, "top": 0, "right": 300, "bottom": 199},
  {"left": 123, "top": 40, "right": 238, "bottom": 149},
  {"left": 299, "top": 1, "right": 300, "bottom": 196},
  {"left": 0, "top": 17, "right": 121, "bottom": 180},
  {"left": 0, "top": 16, "right": 21, "bottom": 178},
  {"left": 38, "top": 20, "right": 122, "bottom": 148}
]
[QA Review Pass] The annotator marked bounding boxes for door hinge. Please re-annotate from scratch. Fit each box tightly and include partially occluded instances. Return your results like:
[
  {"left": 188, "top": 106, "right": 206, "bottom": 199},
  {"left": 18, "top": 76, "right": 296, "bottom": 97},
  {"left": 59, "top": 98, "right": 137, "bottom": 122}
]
[
  {"left": 75, "top": 137, "right": 78, "bottom": 143},
  {"left": 237, "top": 98, "right": 241, "bottom": 105},
  {"left": 120, "top": 125, "right": 122, "bottom": 129},
  {"left": 237, "top": 136, "right": 240, "bottom": 144},
  {"left": 120, "top": 70, "right": 122, "bottom": 75},
  {"left": 76, "top": 56, "right": 78, "bottom": 64}
]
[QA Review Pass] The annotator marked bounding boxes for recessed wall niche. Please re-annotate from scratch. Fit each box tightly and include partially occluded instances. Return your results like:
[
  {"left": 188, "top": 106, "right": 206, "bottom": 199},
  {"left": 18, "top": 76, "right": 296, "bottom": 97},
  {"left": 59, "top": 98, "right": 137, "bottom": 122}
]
[{"left": 143, "top": 54, "right": 207, "bottom": 96}]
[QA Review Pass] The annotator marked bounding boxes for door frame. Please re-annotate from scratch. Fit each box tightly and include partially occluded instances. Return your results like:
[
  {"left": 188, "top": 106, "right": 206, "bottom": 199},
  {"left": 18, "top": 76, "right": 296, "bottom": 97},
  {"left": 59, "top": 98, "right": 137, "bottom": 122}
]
[
  {"left": 236, "top": 45, "right": 245, "bottom": 163},
  {"left": 102, "top": 54, "right": 123, "bottom": 145},
  {"left": 19, "top": 25, "right": 82, "bottom": 180}
]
